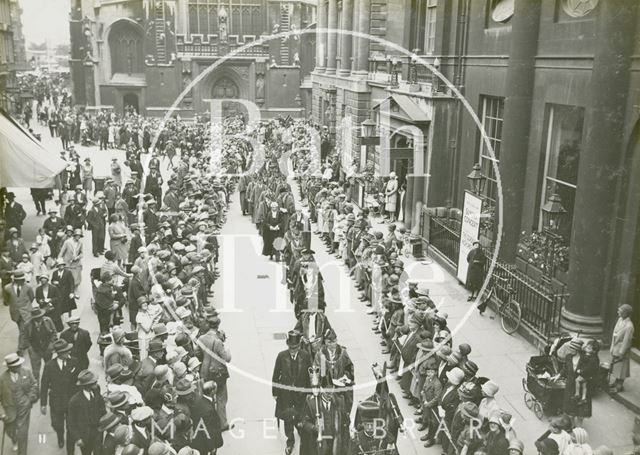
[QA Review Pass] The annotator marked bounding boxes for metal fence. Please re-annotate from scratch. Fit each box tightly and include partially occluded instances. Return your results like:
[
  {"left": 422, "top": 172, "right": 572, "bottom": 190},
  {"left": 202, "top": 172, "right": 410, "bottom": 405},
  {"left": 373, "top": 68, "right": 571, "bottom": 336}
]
[
  {"left": 427, "top": 216, "right": 460, "bottom": 265},
  {"left": 424, "top": 214, "right": 566, "bottom": 341},
  {"left": 487, "top": 262, "right": 566, "bottom": 341}
]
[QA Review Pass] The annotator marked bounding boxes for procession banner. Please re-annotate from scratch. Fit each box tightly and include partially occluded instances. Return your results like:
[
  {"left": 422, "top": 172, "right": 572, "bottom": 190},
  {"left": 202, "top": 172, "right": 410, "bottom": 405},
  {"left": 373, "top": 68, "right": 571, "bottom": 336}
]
[{"left": 456, "top": 191, "right": 482, "bottom": 284}]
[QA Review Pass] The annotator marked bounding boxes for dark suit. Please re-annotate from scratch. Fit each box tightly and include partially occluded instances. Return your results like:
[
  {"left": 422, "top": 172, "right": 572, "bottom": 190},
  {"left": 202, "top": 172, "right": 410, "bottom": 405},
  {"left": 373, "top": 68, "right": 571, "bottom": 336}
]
[
  {"left": 24, "top": 317, "right": 56, "bottom": 381},
  {"left": 68, "top": 389, "right": 106, "bottom": 455},
  {"left": 4, "top": 201, "right": 26, "bottom": 235},
  {"left": 5, "top": 239, "right": 28, "bottom": 263},
  {"left": 129, "top": 425, "right": 150, "bottom": 452},
  {"left": 85, "top": 206, "right": 107, "bottom": 255},
  {"left": 97, "top": 430, "right": 118, "bottom": 455},
  {"left": 41, "top": 357, "right": 79, "bottom": 453},
  {"left": 60, "top": 328, "right": 92, "bottom": 370},
  {"left": 36, "top": 283, "right": 64, "bottom": 331},
  {"left": 0, "top": 367, "right": 39, "bottom": 455},
  {"left": 190, "top": 394, "right": 224, "bottom": 453},
  {"left": 51, "top": 268, "right": 77, "bottom": 313},
  {"left": 3, "top": 282, "right": 34, "bottom": 352},
  {"left": 127, "top": 275, "right": 147, "bottom": 326},
  {"left": 400, "top": 330, "right": 421, "bottom": 392},
  {"left": 272, "top": 349, "right": 312, "bottom": 447},
  {"left": 299, "top": 394, "right": 349, "bottom": 455}
]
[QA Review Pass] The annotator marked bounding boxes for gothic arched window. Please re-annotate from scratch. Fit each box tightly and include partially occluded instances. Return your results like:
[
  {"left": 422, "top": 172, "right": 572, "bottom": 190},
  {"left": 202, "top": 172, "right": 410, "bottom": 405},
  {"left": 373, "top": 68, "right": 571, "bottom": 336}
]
[{"left": 109, "top": 21, "right": 144, "bottom": 75}]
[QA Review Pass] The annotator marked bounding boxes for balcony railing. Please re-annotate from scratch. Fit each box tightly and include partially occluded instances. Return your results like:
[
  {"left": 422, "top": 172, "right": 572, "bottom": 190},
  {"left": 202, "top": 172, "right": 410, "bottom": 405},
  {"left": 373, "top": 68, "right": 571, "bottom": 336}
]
[
  {"left": 422, "top": 212, "right": 566, "bottom": 341},
  {"left": 176, "top": 34, "right": 270, "bottom": 58}
]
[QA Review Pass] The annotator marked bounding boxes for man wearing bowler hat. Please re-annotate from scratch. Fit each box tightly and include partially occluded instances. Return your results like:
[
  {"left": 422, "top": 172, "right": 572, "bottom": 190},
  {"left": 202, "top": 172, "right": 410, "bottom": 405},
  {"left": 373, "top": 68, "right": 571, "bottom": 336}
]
[
  {"left": 40, "top": 339, "right": 80, "bottom": 452},
  {"left": 3, "top": 192, "right": 26, "bottom": 237},
  {"left": 2, "top": 270, "right": 34, "bottom": 354},
  {"left": 272, "top": 330, "right": 312, "bottom": 454},
  {"left": 136, "top": 339, "right": 166, "bottom": 393},
  {"left": 68, "top": 370, "right": 106, "bottom": 454},
  {"left": 25, "top": 303, "right": 56, "bottom": 381},
  {"left": 0, "top": 353, "right": 39, "bottom": 454}
]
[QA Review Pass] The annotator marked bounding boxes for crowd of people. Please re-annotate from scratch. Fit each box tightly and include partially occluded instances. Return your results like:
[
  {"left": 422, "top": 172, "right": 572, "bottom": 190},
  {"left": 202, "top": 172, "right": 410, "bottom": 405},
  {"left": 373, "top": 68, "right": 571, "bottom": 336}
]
[{"left": 0, "top": 70, "right": 635, "bottom": 455}]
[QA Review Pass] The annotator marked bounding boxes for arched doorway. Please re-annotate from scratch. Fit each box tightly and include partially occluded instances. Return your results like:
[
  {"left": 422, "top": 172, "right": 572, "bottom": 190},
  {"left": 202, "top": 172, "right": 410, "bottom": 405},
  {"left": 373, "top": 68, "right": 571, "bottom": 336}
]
[
  {"left": 123, "top": 93, "right": 139, "bottom": 114},
  {"left": 109, "top": 20, "right": 144, "bottom": 75},
  {"left": 210, "top": 76, "right": 244, "bottom": 118}
]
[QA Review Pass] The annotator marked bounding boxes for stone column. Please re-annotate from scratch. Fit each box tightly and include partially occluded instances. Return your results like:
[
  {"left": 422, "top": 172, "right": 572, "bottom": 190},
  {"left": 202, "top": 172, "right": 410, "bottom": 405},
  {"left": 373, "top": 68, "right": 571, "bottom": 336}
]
[
  {"left": 338, "top": 0, "right": 353, "bottom": 76},
  {"left": 496, "top": 0, "right": 541, "bottom": 261},
  {"left": 325, "top": 0, "right": 338, "bottom": 74},
  {"left": 562, "top": 0, "right": 637, "bottom": 337},
  {"left": 352, "top": 0, "right": 370, "bottom": 77},
  {"left": 316, "top": 0, "right": 327, "bottom": 72}
]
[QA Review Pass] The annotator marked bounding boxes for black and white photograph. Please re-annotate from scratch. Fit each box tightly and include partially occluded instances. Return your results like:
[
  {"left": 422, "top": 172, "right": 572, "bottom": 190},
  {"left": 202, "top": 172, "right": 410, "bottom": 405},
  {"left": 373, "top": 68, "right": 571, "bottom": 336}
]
[{"left": 0, "top": 0, "right": 638, "bottom": 454}]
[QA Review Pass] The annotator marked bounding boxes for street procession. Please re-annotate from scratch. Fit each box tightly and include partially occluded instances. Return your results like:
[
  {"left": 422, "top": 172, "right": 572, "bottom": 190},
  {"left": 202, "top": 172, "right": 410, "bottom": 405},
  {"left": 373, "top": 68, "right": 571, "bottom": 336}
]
[{"left": 0, "top": 0, "right": 639, "bottom": 455}]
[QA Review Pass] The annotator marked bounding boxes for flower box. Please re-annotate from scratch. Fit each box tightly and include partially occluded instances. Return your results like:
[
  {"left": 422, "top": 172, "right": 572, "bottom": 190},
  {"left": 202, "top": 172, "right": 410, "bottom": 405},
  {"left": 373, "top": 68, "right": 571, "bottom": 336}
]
[
  {"left": 526, "top": 263, "right": 544, "bottom": 283},
  {"left": 554, "top": 268, "right": 568, "bottom": 285},
  {"left": 515, "top": 256, "right": 529, "bottom": 274}
]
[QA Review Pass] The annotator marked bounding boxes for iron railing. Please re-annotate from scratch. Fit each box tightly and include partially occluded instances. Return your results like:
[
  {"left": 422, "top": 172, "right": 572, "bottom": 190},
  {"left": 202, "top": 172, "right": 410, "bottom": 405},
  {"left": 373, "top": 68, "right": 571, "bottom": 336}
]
[
  {"left": 427, "top": 216, "right": 460, "bottom": 266},
  {"left": 487, "top": 262, "right": 566, "bottom": 341},
  {"left": 423, "top": 214, "right": 566, "bottom": 341}
]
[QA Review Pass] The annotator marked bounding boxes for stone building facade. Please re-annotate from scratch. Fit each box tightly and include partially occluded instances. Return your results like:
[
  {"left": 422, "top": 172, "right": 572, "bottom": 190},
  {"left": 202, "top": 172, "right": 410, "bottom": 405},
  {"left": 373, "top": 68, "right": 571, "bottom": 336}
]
[
  {"left": 70, "top": 0, "right": 316, "bottom": 118},
  {"left": 312, "top": 0, "right": 640, "bottom": 344}
]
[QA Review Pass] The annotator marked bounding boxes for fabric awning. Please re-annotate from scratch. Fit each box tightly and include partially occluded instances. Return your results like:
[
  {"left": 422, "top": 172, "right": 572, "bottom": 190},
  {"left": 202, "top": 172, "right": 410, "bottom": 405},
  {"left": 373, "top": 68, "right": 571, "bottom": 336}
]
[{"left": 0, "top": 110, "right": 67, "bottom": 188}]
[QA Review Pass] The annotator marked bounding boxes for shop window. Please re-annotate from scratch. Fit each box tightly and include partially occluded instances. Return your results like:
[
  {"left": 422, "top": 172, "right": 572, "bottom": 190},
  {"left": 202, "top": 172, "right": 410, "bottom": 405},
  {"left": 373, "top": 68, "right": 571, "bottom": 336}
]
[
  {"left": 478, "top": 95, "right": 504, "bottom": 207},
  {"left": 540, "top": 104, "right": 584, "bottom": 241}
]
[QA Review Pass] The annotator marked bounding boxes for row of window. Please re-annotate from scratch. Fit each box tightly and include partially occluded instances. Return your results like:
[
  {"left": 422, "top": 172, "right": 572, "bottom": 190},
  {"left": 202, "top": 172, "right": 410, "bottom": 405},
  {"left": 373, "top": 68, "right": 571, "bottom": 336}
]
[
  {"left": 478, "top": 96, "right": 582, "bottom": 241},
  {"left": 187, "top": 3, "right": 264, "bottom": 38},
  {"left": 408, "top": 0, "right": 599, "bottom": 56}
]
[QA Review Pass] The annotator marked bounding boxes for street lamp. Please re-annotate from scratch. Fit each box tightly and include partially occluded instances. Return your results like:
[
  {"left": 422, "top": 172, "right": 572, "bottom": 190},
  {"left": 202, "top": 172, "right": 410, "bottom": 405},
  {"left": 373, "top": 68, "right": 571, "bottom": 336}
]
[
  {"left": 541, "top": 193, "right": 567, "bottom": 233},
  {"left": 467, "top": 163, "right": 486, "bottom": 195},
  {"left": 409, "top": 50, "right": 420, "bottom": 85},
  {"left": 431, "top": 57, "right": 440, "bottom": 93},
  {"left": 540, "top": 193, "right": 568, "bottom": 289},
  {"left": 387, "top": 56, "right": 399, "bottom": 88},
  {"left": 361, "top": 118, "right": 376, "bottom": 139},
  {"left": 358, "top": 118, "right": 380, "bottom": 207}
]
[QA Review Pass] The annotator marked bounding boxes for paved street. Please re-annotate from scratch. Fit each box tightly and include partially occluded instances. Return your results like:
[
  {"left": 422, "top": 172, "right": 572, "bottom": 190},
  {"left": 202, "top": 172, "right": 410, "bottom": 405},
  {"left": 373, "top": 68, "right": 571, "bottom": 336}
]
[{"left": 0, "top": 118, "right": 635, "bottom": 454}]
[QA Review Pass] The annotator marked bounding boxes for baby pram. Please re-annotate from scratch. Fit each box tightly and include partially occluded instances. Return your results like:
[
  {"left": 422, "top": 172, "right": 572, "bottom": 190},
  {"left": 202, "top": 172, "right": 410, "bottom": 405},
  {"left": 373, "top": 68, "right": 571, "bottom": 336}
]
[{"left": 522, "top": 354, "right": 566, "bottom": 419}]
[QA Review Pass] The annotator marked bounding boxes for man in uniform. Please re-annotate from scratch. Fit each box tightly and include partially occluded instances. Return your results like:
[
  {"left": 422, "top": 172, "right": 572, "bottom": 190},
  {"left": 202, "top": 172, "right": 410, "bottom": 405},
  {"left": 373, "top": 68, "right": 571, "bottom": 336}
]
[
  {"left": 314, "top": 330, "right": 355, "bottom": 412},
  {"left": 272, "top": 330, "right": 312, "bottom": 455},
  {"left": 294, "top": 308, "right": 332, "bottom": 356},
  {"left": 350, "top": 401, "right": 393, "bottom": 455},
  {"left": 40, "top": 339, "right": 80, "bottom": 452},
  {"left": 298, "top": 374, "right": 350, "bottom": 455},
  {"left": 0, "top": 353, "right": 39, "bottom": 454}
]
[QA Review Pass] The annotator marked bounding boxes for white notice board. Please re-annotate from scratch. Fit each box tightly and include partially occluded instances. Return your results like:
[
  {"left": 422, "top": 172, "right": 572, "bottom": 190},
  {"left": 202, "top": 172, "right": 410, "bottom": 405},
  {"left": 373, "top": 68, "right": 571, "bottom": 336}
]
[{"left": 456, "top": 191, "right": 483, "bottom": 284}]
